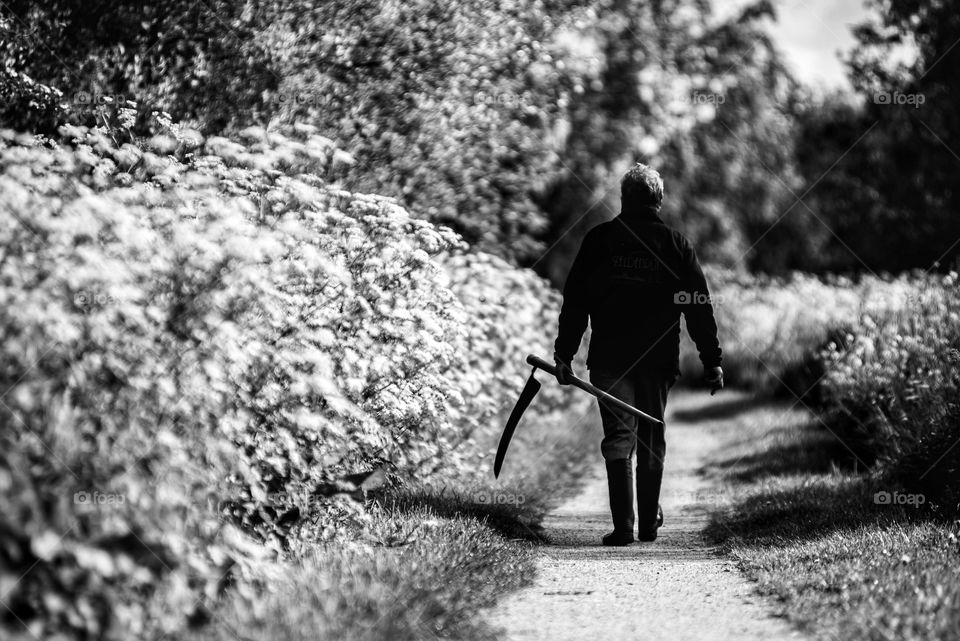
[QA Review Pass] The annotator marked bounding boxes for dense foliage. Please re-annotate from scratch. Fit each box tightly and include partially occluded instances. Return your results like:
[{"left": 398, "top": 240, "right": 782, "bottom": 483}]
[
  {"left": 779, "top": 0, "right": 960, "bottom": 273},
  {"left": 820, "top": 274, "right": 960, "bottom": 508},
  {"left": 0, "top": 115, "right": 589, "bottom": 638},
  {"left": 3, "top": 0, "right": 960, "bottom": 637},
  {"left": 656, "top": 2, "right": 807, "bottom": 271},
  {"left": 682, "top": 270, "right": 960, "bottom": 512},
  {"left": 0, "top": 0, "right": 815, "bottom": 281}
]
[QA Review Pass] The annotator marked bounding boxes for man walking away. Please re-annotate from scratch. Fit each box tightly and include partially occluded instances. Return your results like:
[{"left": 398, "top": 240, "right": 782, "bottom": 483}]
[{"left": 553, "top": 163, "right": 723, "bottom": 546}]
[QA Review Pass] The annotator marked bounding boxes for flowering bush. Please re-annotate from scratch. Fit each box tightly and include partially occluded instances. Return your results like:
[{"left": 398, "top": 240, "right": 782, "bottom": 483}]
[
  {"left": 818, "top": 274, "right": 960, "bottom": 464},
  {"left": 680, "top": 268, "right": 940, "bottom": 393},
  {"left": 0, "top": 14, "right": 65, "bottom": 132},
  {"left": 683, "top": 268, "right": 960, "bottom": 510},
  {"left": 0, "top": 116, "right": 581, "bottom": 638}
]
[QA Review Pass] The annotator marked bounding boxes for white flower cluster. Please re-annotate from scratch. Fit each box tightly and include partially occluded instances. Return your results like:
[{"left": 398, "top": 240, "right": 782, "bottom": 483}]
[
  {"left": 0, "top": 119, "right": 585, "bottom": 637},
  {"left": 681, "top": 266, "right": 959, "bottom": 461},
  {"left": 818, "top": 272, "right": 960, "bottom": 454},
  {"left": 2, "top": 119, "right": 582, "bottom": 512}
]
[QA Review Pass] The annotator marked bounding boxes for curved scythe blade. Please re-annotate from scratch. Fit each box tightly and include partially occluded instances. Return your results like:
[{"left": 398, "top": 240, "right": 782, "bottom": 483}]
[{"left": 493, "top": 369, "right": 541, "bottom": 478}]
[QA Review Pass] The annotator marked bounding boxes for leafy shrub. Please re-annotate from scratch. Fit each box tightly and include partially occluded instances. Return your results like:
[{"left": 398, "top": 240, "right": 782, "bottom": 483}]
[
  {"left": 0, "top": 115, "right": 584, "bottom": 638},
  {"left": 680, "top": 269, "right": 946, "bottom": 395},
  {"left": 2, "top": 0, "right": 783, "bottom": 274},
  {"left": 819, "top": 274, "right": 960, "bottom": 478},
  {"left": 688, "top": 269, "right": 960, "bottom": 511},
  {"left": 0, "top": 14, "right": 65, "bottom": 132},
  {"left": 680, "top": 267, "right": 858, "bottom": 392}
]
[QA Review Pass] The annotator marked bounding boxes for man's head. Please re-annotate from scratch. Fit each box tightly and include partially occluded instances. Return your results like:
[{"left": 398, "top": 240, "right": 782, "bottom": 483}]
[{"left": 621, "top": 163, "right": 663, "bottom": 209}]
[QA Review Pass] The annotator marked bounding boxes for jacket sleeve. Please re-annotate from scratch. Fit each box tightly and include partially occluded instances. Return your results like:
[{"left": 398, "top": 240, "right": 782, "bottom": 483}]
[
  {"left": 553, "top": 229, "right": 597, "bottom": 362},
  {"left": 678, "top": 237, "right": 722, "bottom": 368}
]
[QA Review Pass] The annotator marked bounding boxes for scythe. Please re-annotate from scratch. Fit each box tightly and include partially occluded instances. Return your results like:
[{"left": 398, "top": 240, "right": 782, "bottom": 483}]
[{"left": 493, "top": 355, "right": 663, "bottom": 478}]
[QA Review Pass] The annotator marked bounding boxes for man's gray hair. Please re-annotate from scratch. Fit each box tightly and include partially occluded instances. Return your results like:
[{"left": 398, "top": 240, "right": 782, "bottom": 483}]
[{"left": 621, "top": 163, "right": 663, "bottom": 208}]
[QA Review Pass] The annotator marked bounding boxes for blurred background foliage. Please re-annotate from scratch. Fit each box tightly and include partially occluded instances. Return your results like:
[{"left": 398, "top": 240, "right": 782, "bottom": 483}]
[
  {"left": 6, "top": 0, "right": 957, "bottom": 281},
  {"left": 2, "top": 1, "right": 960, "bottom": 638}
]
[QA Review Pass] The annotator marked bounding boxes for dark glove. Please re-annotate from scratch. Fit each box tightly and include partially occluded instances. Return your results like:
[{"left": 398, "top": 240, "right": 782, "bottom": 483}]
[
  {"left": 554, "top": 353, "right": 574, "bottom": 386},
  {"left": 705, "top": 366, "right": 724, "bottom": 395}
]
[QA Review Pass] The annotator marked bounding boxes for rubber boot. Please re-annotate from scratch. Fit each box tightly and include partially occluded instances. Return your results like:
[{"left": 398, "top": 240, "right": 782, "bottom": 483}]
[
  {"left": 636, "top": 467, "right": 664, "bottom": 542},
  {"left": 602, "top": 459, "right": 635, "bottom": 546}
]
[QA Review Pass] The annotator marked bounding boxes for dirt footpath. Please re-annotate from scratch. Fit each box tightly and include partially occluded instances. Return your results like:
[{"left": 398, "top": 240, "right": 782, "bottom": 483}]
[{"left": 488, "top": 391, "right": 806, "bottom": 641}]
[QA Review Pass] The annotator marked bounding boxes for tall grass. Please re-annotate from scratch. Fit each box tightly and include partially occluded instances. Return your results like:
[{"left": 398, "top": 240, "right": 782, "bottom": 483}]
[
  {"left": 703, "top": 393, "right": 960, "bottom": 641},
  {"left": 686, "top": 268, "right": 960, "bottom": 513}
]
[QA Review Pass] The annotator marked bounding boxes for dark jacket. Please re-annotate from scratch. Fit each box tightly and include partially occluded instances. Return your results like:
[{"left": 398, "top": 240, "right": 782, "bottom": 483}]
[{"left": 554, "top": 206, "right": 722, "bottom": 376}]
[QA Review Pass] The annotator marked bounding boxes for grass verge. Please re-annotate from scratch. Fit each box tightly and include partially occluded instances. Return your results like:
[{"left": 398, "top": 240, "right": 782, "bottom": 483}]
[
  {"left": 198, "top": 498, "right": 536, "bottom": 641},
  {"left": 194, "top": 397, "right": 600, "bottom": 641},
  {"left": 701, "top": 394, "right": 960, "bottom": 641}
]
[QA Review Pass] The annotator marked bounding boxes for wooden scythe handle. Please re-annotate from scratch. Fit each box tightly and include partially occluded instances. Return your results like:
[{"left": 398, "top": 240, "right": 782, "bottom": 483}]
[{"left": 526, "top": 354, "right": 664, "bottom": 426}]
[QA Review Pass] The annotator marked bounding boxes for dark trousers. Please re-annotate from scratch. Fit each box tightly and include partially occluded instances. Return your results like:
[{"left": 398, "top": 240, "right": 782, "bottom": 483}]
[{"left": 589, "top": 369, "right": 675, "bottom": 468}]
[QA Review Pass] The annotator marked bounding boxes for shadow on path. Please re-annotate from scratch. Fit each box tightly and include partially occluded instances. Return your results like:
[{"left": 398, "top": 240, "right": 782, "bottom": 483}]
[
  {"left": 703, "top": 418, "right": 861, "bottom": 483},
  {"left": 670, "top": 392, "right": 768, "bottom": 423},
  {"left": 702, "top": 473, "right": 931, "bottom": 549}
]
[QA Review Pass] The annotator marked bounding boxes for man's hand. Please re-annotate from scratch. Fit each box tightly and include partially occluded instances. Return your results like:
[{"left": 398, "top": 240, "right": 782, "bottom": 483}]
[
  {"left": 705, "top": 366, "right": 724, "bottom": 395},
  {"left": 554, "top": 353, "right": 574, "bottom": 386}
]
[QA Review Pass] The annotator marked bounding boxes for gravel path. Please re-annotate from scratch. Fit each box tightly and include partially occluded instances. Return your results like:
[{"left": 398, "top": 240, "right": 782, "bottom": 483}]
[{"left": 488, "top": 391, "right": 806, "bottom": 641}]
